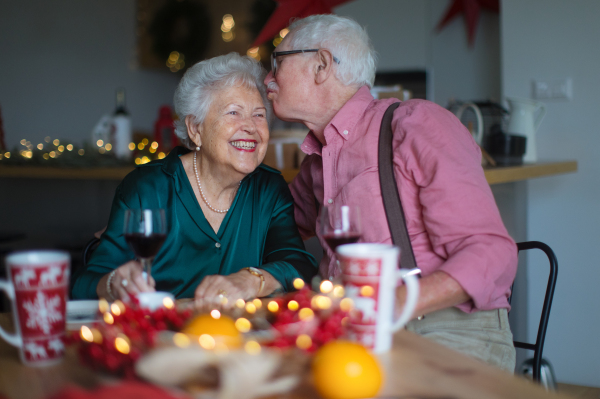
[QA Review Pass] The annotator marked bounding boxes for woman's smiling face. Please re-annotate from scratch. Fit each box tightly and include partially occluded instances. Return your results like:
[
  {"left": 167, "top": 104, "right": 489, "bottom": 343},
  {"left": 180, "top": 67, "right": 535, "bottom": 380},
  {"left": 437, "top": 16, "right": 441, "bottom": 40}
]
[{"left": 192, "top": 83, "right": 269, "bottom": 178}]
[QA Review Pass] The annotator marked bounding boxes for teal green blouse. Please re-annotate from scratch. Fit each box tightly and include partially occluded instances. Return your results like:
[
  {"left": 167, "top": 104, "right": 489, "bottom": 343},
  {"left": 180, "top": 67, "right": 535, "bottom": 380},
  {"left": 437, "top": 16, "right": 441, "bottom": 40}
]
[{"left": 71, "top": 147, "right": 317, "bottom": 299}]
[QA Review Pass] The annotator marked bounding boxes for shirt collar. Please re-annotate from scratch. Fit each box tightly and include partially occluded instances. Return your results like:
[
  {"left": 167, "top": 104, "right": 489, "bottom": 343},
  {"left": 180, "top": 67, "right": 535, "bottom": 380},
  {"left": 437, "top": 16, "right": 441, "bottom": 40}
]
[
  {"left": 328, "top": 86, "right": 375, "bottom": 141},
  {"left": 299, "top": 85, "right": 375, "bottom": 156},
  {"left": 161, "top": 146, "right": 189, "bottom": 176}
]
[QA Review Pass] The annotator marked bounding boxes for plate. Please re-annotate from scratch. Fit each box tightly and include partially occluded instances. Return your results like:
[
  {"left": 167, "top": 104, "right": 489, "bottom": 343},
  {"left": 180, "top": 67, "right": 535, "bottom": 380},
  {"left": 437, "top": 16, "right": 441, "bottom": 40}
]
[{"left": 67, "top": 300, "right": 100, "bottom": 325}]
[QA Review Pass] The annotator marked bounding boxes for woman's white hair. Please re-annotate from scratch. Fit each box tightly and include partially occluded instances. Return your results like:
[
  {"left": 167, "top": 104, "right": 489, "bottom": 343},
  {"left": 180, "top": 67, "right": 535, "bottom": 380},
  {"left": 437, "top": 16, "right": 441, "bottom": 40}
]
[
  {"left": 173, "top": 52, "right": 271, "bottom": 149},
  {"left": 286, "top": 14, "right": 377, "bottom": 88}
]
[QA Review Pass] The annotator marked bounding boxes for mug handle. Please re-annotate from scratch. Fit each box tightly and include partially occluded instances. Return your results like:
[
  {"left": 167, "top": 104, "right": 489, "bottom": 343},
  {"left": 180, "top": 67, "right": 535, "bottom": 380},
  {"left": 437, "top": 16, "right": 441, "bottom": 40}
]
[
  {"left": 390, "top": 269, "right": 420, "bottom": 332},
  {"left": 535, "top": 102, "right": 547, "bottom": 131},
  {"left": 0, "top": 280, "right": 23, "bottom": 348}
]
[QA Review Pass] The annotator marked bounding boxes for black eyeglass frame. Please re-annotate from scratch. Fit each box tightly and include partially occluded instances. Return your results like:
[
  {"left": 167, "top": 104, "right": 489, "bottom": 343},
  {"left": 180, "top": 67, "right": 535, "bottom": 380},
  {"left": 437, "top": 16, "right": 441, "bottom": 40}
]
[{"left": 270, "top": 49, "right": 340, "bottom": 77}]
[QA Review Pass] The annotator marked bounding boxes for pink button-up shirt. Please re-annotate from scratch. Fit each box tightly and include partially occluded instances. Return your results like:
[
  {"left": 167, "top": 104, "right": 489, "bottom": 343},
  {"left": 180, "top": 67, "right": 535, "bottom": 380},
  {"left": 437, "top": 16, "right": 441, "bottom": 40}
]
[{"left": 289, "top": 86, "right": 517, "bottom": 312}]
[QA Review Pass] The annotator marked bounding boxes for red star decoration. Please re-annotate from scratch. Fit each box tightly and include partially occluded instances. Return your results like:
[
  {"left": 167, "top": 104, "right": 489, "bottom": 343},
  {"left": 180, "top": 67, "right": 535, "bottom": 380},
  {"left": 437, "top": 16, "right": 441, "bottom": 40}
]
[
  {"left": 251, "top": 0, "right": 354, "bottom": 48},
  {"left": 436, "top": 0, "right": 499, "bottom": 47}
]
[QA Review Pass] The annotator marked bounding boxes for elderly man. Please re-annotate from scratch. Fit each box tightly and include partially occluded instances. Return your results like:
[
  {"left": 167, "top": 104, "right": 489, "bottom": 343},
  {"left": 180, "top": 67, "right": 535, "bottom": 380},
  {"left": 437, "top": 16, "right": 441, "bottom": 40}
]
[{"left": 264, "top": 14, "right": 517, "bottom": 371}]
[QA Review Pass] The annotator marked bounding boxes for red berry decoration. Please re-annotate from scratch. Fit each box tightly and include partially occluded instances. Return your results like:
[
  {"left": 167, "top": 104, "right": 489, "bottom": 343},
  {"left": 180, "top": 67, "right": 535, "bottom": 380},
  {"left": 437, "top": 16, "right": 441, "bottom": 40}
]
[
  {"left": 264, "top": 287, "right": 348, "bottom": 353},
  {"left": 71, "top": 297, "right": 193, "bottom": 379}
]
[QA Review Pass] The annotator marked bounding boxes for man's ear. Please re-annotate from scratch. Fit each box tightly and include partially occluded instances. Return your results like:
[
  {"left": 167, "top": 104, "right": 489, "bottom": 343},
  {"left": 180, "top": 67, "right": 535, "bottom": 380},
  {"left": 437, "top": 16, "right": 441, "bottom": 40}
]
[
  {"left": 314, "top": 49, "right": 335, "bottom": 85},
  {"left": 185, "top": 115, "right": 202, "bottom": 148}
]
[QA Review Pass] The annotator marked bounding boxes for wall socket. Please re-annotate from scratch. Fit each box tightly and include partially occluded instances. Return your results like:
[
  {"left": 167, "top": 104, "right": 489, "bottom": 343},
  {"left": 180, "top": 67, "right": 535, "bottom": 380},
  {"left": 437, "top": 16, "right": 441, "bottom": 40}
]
[{"left": 532, "top": 78, "right": 573, "bottom": 100}]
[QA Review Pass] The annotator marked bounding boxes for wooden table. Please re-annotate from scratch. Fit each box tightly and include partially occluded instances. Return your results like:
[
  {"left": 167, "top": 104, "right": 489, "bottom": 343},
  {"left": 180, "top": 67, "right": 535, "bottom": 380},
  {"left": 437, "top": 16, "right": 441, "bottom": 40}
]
[{"left": 0, "top": 313, "right": 572, "bottom": 399}]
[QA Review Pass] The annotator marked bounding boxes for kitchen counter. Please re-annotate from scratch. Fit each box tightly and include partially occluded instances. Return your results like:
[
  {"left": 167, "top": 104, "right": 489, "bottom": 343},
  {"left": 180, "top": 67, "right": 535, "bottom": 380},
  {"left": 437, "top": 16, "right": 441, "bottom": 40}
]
[{"left": 0, "top": 160, "right": 578, "bottom": 185}]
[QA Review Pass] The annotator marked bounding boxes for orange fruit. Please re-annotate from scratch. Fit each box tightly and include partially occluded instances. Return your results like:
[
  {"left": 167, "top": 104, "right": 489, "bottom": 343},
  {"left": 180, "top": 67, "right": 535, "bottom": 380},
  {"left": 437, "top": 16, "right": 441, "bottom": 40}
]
[
  {"left": 312, "top": 340, "right": 383, "bottom": 399},
  {"left": 181, "top": 313, "right": 242, "bottom": 349}
]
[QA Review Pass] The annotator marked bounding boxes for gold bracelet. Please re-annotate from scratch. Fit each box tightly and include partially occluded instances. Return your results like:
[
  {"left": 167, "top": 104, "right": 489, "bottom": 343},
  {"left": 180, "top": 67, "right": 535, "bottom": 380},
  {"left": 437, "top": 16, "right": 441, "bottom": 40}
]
[{"left": 244, "top": 267, "right": 265, "bottom": 297}]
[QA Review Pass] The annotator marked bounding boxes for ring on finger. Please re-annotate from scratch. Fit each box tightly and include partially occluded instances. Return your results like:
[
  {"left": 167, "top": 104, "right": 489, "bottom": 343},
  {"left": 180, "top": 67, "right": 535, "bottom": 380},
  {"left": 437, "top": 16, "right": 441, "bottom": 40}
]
[
  {"left": 217, "top": 289, "right": 227, "bottom": 297},
  {"left": 121, "top": 279, "right": 128, "bottom": 287}
]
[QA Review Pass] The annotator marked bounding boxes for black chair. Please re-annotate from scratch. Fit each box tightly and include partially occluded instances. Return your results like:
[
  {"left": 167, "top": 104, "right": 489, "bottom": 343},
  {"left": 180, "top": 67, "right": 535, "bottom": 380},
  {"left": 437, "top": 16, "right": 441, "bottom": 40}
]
[
  {"left": 82, "top": 237, "right": 101, "bottom": 268},
  {"left": 509, "top": 241, "right": 558, "bottom": 384}
]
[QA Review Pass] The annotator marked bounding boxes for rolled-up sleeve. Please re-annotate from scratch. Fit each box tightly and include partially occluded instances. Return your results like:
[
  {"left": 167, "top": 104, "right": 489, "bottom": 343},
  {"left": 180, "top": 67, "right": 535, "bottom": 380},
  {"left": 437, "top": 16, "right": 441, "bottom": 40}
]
[{"left": 393, "top": 101, "right": 518, "bottom": 312}]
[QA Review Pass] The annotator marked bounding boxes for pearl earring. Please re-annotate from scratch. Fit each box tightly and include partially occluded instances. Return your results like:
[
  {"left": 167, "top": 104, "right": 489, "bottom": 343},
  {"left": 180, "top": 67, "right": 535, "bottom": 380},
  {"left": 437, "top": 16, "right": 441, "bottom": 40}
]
[{"left": 196, "top": 146, "right": 200, "bottom": 151}]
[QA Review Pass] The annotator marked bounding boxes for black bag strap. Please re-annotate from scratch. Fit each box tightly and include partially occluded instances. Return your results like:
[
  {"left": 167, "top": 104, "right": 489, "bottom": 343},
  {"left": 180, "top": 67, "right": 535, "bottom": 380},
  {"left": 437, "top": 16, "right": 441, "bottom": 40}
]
[{"left": 378, "top": 102, "right": 418, "bottom": 270}]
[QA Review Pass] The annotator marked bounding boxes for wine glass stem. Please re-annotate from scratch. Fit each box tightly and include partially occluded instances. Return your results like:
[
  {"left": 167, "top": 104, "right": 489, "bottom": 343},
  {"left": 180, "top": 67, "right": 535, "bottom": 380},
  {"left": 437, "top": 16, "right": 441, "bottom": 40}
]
[{"left": 140, "top": 258, "right": 152, "bottom": 285}]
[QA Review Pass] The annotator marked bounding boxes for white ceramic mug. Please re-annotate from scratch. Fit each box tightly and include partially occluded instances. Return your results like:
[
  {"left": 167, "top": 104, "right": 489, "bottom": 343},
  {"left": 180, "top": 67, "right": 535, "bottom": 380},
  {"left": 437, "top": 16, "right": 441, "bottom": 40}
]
[
  {"left": 136, "top": 291, "right": 175, "bottom": 311},
  {"left": 0, "top": 250, "right": 70, "bottom": 366},
  {"left": 337, "top": 243, "right": 419, "bottom": 353}
]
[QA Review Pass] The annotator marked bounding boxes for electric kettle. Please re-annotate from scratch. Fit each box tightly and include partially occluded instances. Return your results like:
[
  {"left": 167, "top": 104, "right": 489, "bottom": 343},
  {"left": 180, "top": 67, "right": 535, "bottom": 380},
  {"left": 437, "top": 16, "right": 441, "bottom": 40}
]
[{"left": 505, "top": 97, "right": 546, "bottom": 163}]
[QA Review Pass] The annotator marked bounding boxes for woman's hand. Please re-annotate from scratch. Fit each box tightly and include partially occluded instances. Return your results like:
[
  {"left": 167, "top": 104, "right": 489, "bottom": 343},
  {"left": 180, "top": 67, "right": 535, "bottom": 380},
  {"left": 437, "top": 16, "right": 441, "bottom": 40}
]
[
  {"left": 194, "top": 269, "right": 282, "bottom": 310},
  {"left": 96, "top": 260, "right": 156, "bottom": 301}
]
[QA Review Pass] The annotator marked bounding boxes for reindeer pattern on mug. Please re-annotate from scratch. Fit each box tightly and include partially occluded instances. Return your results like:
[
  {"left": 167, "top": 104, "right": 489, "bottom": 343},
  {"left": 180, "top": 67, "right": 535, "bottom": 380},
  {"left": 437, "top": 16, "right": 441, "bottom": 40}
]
[
  {"left": 340, "top": 257, "right": 382, "bottom": 349},
  {"left": 11, "top": 261, "right": 69, "bottom": 363}
]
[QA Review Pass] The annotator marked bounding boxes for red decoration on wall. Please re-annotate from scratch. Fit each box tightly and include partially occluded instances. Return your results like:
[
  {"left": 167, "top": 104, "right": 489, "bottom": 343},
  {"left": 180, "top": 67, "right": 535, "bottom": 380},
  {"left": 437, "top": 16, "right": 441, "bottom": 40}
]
[
  {"left": 251, "top": 0, "right": 354, "bottom": 48},
  {"left": 436, "top": 0, "right": 500, "bottom": 47}
]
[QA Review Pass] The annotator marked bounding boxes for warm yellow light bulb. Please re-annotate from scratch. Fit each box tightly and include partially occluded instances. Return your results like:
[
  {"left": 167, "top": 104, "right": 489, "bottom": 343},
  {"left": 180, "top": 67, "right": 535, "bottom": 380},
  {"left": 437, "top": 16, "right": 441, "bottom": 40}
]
[
  {"left": 235, "top": 317, "right": 251, "bottom": 333},
  {"left": 320, "top": 280, "right": 333, "bottom": 294},
  {"left": 293, "top": 278, "right": 305, "bottom": 290},
  {"left": 104, "top": 312, "right": 114, "bottom": 324},
  {"left": 299, "top": 307, "right": 314, "bottom": 320},
  {"left": 288, "top": 300, "right": 299, "bottom": 311},
  {"left": 115, "top": 335, "right": 130, "bottom": 354},
  {"left": 80, "top": 326, "right": 93, "bottom": 342},
  {"left": 245, "top": 340, "right": 261, "bottom": 355},
  {"left": 296, "top": 334, "right": 312, "bottom": 349},
  {"left": 245, "top": 303, "right": 257, "bottom": 314},
  {"left": 199, "top": 334, "right": 216, "bottom": 350},
  {"left": 173, "top": 332, "right": 190, "bottom": 348},
  {"left": 267, "top": 301, "right": 279, "bottom": 312}
]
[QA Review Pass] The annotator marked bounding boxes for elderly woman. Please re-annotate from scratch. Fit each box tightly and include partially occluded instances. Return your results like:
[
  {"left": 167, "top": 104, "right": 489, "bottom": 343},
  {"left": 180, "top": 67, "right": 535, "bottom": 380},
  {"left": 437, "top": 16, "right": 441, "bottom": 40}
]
[{"left": 72, "top": 53, "right": 317, "bottom": 304}]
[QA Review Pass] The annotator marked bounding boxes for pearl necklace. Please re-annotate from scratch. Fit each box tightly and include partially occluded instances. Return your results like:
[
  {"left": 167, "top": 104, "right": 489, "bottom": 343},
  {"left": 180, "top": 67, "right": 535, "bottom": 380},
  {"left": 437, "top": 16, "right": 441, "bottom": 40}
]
[{"left": 193, "top": 151, "right": 240, "bottom": 214}]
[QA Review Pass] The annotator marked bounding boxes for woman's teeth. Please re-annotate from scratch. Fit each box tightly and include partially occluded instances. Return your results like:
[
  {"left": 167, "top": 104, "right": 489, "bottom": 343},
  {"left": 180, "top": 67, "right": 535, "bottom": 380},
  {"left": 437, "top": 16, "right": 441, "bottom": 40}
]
[{"left": 231, "top": 141, "right": 256, "bottom": 149}]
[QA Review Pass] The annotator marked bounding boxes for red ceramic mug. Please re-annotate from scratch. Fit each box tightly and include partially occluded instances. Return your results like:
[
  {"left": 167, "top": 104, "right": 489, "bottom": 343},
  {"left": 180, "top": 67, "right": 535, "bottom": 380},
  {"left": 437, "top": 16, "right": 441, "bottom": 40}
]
[{"left": 0, "top": 250, "right": 70, "bottom": 366}]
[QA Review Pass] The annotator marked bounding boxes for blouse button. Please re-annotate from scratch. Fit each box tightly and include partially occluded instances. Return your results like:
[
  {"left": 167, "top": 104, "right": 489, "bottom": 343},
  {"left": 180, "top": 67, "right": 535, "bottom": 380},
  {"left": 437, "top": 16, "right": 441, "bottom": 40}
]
[
  {"left": 328, "top": 199, "right": 333, "bottom": 204},
  {"left": 215, "top": 242, "right": 221, "bottom": 248},
  {"left": 343, "top": 130, "right": 348, "bottom": 135}
]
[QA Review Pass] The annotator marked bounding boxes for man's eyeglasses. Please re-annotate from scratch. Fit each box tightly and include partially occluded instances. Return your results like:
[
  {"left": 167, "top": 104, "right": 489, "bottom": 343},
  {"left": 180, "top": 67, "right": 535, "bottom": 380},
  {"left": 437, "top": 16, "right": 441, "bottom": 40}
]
[{"left": 270, "top": 49, "right": 340, "bottom": 77}]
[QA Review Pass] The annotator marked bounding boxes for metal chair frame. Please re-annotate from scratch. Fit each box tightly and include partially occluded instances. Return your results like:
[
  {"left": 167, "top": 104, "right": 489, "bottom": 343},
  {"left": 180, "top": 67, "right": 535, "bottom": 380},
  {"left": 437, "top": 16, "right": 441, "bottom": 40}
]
[{"left": 510, "top": 241, "right": 558, "bottom": 383}]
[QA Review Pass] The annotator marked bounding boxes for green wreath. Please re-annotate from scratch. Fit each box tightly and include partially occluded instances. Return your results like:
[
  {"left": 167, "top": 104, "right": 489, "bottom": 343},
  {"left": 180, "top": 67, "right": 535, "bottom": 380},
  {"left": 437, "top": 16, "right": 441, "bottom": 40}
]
[{"left": 148, "top": 1, "right": 212, "bottom": 70}]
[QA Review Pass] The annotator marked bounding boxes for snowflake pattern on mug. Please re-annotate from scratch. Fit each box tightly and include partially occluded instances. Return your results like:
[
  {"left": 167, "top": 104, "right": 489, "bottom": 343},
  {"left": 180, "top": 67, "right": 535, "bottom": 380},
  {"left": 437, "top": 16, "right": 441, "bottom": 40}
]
[{"left": 23, "top": 291, "right": 63, "bottom": 334}]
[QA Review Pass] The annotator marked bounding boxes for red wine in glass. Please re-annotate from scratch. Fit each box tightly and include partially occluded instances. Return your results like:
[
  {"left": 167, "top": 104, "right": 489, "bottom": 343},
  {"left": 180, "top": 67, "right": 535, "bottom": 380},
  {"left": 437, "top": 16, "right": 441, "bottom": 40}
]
[
  {"left": 320, "top": 204, "right": 362, "bottom": 259},
  {"left": 323, "top": 232, "right": 361, "bottom": 253},
  {"left": 124, "top": 209, "right": 167, "bottom": 284},
  {"left": 124, "top": 233, "right": 167, "bottom": 258}
]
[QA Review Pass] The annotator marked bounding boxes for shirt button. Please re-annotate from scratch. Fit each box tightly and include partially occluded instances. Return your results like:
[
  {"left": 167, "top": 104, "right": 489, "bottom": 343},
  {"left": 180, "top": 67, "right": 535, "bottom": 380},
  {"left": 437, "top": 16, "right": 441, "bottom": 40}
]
[
  {"left": 343, "top": 130, "right": 348, "bottom": 135},
  {"left": 328, "top": 199, "right": 333, "bottom": 204},
  {"left": 215, "top": 242, "right": 221, "bottom": 248}
]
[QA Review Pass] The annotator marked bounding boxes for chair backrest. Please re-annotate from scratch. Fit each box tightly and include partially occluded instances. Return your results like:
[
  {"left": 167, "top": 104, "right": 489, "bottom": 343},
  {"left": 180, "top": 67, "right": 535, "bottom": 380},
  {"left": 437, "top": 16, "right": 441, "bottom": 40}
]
[
  {"left": 510, "top": 241, "right": 558, "bottom": 383},
  {"left": 82, "top": 237, "right": 101, "bottom": 268}
]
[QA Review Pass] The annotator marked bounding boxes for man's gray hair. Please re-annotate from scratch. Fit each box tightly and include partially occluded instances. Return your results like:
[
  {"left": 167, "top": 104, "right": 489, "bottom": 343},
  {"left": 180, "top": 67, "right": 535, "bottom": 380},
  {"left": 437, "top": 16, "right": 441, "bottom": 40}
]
[
  {"left": 286, "top": 14, "right": 377, "bottom": 88},
  {"left": 173, "top": 52, "right": 271, "bottom": 149}
]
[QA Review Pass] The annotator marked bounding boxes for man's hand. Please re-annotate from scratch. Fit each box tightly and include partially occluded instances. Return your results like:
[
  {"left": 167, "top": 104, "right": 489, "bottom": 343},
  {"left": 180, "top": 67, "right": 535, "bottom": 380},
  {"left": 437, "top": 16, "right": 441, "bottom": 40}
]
[{"left": 395, "top": 270, "right": 471, "bottom": 319}]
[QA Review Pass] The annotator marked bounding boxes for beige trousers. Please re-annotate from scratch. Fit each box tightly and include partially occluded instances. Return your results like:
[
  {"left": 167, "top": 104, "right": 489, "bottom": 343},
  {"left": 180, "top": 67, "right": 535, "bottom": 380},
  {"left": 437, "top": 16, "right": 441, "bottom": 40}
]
[{"left": 405, "top": 307, "right": 516, "bottom": 372}]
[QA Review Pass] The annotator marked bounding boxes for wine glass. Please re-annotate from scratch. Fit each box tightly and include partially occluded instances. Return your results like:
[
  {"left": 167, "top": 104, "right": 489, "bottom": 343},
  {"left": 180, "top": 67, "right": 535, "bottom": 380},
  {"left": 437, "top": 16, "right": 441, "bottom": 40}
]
[
  {"left": 123, "top": 209, "right": 167, "bottom": 284},
  {"left": 320, "top": 204, "right": 362, "bottom": 259}
]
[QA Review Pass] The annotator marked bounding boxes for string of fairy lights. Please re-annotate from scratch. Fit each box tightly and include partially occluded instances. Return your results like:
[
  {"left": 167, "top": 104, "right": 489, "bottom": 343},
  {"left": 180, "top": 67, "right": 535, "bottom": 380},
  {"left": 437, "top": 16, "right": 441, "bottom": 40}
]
[{"left": 0, "top": 136, "right": 167, "bottom": 166}]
